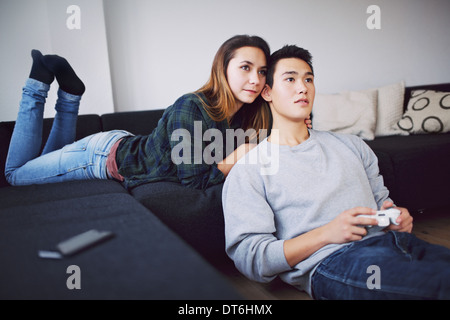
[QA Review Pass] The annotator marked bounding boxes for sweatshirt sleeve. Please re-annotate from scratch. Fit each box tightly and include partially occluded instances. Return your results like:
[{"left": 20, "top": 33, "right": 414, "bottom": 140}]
[
  {"left": 222, "top": 157, "right": 292, "bottom": 283},
  {"left": 357, "top": 137, "right": 392, "bottom": 208},
  {"left": 167, "top": 95, "right": 225, "bottom": 189}
]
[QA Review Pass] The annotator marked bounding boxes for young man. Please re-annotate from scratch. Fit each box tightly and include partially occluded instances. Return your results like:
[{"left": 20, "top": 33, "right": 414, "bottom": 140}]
[{"left": 222, "top": 45, "right": 450, "bottom": 299}]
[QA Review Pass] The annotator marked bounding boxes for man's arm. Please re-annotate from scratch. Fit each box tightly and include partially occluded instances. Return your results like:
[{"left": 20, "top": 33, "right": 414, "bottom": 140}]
[
  {"left": 222, "top": 158, "right": 292, "bottom": 282},
  {"left": 283, "top": 207, "right": 377, "bottom": 267},
  {"left": 354, "top": 137, "right": 413, "bottom": 233}
]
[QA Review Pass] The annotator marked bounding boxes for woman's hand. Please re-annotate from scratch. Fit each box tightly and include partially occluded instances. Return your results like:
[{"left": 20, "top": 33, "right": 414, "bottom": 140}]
[{"left": 305, "top": 115, "right": 312, "bottom": 129}]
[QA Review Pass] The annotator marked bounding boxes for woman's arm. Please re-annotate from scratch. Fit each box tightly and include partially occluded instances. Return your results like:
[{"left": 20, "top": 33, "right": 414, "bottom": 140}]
[{"left": 217, "top": 143, "right": 257, "bottom": 177}]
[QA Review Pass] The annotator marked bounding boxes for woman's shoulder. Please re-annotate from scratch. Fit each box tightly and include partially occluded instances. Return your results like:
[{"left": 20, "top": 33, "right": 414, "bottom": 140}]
[
  {"left": 161, "top": 92, "right": 220, "bottom": 129},
  {"left": 163, "top": 92, "right": 207, "bottom": 118},
  {"left": 312, "top": 130, "right": 368, "bottom": 155},
  {"left": 172, "top": 92, "right": 207, "bottom": 109}
]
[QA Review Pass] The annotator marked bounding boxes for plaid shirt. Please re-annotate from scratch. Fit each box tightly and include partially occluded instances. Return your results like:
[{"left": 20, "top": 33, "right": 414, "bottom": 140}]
[{"left": 116, "top": 93, "right": 234, "bottom": 190}]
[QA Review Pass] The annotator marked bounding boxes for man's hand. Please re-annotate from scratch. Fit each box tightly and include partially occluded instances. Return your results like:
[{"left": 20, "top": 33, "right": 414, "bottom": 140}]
[
  {"left": 380, "top": 200, "right": 413, "bottom": 233},
  {"left": 284, "top": 206, "right": 384, "bottom": 267},
  {"left": 323, "top": 207, "right": 377, "bottom": 244}
]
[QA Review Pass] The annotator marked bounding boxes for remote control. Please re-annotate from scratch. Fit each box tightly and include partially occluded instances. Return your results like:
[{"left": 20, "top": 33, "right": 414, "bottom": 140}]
[
  {"left": 56, "top": 229, "right": 114, "bottom": 256},
  {"left": 358, "top": 208, "right": 401, "bottom": 234}
]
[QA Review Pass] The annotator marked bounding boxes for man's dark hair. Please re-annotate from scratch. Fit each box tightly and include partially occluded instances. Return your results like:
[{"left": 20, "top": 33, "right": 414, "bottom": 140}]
[{"left": 266, "top": 45, "right": 314, "bottom": 87}]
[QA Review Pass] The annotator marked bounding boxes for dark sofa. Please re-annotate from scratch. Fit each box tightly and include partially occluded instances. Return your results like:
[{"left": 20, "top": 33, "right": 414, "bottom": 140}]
[
  {"left": 1, "top": 83, "right": 449, "bottom": 300},
  {"left": 0, "top": 110, "right": 237, "bottom": 300}
]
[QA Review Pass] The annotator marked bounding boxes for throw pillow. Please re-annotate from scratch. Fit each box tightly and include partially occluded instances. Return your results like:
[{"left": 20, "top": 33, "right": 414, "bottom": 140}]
[
  {"left": 375, "top": 81, "right": 408, "bottom": 137},
  {"left": 312, "top": 89, "right": 377, "bottom": 140},
  {"left": 397, "top": 90, "right": 450, "bottom": 134}
]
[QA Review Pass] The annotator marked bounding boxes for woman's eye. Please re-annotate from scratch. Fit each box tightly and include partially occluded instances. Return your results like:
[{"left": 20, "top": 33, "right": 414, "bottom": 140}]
[
  {"left": 259, "top": 70, "right": 267, "bottom": 76},
  {"left": 241, "top": 65, "right": 250, "bottom": 71}
]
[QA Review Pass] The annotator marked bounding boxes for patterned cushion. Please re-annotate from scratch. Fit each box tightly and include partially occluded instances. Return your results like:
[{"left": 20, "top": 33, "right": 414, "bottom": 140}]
[{"left": 397, "top": 90, "right": 450, "bottom": 134}]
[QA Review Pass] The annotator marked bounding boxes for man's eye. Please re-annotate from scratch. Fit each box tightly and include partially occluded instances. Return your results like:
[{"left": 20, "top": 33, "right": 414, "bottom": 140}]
[
  {"left": 286, "top": 77, "right": 295, "bottom": 82},
  {"left": 306, "top": 78, "right": 314, "bottom": 83}
]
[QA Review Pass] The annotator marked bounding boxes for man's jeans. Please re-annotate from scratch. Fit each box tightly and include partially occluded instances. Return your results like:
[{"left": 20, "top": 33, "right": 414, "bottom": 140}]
[
  {"left": 311, "top": 231, "right": 450, "bottom": 299},
  {"left": 5, "top": 78, "right": 130, "bottom": 186}
]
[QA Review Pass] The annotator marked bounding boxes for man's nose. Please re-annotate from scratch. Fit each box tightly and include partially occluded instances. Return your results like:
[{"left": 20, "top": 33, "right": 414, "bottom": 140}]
[{"left": 297, "top": 81, "right": 308, "bottom": 94}]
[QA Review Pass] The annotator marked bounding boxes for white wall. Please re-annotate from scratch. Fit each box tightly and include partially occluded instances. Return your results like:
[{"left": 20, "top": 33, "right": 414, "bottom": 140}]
[
  {"left": 1, "top": 0, "right": 449, "bottom": 121},
  {"left": 0, "top": 0, "right": 114, "bottom": 121},
  {"left": 103, "top": 0, "right": 450, "bottom": 113}
]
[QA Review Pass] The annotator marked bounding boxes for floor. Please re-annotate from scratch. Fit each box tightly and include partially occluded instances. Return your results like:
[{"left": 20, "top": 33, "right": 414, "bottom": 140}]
[{"left": 220, "top": 207, "right": 450, "bottom": 300}]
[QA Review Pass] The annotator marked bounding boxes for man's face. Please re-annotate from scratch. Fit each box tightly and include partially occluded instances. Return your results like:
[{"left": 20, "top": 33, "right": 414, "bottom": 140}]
[{"left": 263, "top": 58, "right": 315, "bottom": 124}]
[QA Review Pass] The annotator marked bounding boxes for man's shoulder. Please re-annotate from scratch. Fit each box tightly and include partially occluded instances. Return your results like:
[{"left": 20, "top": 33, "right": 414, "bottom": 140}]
[
  {"left": 313, "top": 130, "right": 372, "bottom": 162},
  {"left": 313, "top": 129, "right": 363, "bottom": 145}
]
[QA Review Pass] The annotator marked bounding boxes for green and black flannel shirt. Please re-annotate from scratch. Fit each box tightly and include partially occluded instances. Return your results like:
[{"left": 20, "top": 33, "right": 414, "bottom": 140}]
[{"left": 115, "top": 92, "right": 237, "bottom": 190}]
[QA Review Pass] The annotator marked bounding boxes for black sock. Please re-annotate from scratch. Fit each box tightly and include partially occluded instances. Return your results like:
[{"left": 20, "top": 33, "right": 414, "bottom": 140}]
[
  {"left": 29, "top": 50, "right": 54, "bottom": 85},
  {"left": 42, "top": 54, "right": 85, "bottom": 96}
]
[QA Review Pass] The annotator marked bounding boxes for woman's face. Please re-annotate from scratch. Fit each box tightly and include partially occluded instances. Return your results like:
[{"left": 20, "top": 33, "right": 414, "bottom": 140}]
[{"left": 226, "top": 46, "right": 267, "bottom": 114}]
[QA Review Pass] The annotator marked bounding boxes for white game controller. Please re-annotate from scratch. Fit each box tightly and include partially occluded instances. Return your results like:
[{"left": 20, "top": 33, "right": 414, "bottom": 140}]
[{"left": 358, "top": 208, "right": 401, "bottom": 234}]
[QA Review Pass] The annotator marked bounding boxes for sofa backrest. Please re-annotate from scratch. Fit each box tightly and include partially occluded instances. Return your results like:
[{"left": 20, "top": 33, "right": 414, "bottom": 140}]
[{"left": 101, "top": 109, "right": 165, "bottom": 136}]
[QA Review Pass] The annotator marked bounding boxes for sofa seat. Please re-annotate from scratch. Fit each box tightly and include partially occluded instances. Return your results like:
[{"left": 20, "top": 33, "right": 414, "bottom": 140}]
[
  {"left": 130, "top": 181, "right": 229, "bottom": 267},
  {"left": 0, "top": 180, "right": 241, "bottom": 299}
]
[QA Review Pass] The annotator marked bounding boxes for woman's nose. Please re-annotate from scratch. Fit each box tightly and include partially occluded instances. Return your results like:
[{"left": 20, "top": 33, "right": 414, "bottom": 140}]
[{"left": 249, "top": 71, "right": 260, "bottom": 85}]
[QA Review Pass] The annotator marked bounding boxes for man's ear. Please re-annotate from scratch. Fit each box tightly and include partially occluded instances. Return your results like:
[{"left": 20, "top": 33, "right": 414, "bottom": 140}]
[{"left": 261, "top": 84, "right": 272, "bottom": 102}]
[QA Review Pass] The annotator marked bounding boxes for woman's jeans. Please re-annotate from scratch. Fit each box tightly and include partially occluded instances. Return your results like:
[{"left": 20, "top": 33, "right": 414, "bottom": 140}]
[
  {"left": 311, "top": 231, "right": 450, "bottom": 300},
  {"left": 5, "top": 78, "right": 130, "bottom": 186}
]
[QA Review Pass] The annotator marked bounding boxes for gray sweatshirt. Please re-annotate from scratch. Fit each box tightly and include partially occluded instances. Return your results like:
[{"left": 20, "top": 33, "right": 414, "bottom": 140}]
[{"left": 222, "top": 129, "right": 391, "bottom": 295}]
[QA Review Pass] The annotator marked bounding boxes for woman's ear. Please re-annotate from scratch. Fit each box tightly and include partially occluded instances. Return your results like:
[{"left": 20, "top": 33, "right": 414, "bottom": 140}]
[{"left": 261, "top": 84, "right": 272, "bottom": 102}]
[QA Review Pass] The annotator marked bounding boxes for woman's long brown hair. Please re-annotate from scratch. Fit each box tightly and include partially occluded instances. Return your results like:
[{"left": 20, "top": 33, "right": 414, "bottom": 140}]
[{"left": 195, "top": 35, "right": 272, "bottom": 141}]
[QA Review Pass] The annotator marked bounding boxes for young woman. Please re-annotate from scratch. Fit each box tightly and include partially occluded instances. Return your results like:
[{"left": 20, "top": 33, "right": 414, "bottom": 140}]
[{"left": 5, "top": 35, "right": 309, "bottom": 190}]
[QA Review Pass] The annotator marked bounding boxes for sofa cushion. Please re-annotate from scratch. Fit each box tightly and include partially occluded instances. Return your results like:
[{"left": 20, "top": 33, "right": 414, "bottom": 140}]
[
  {"left": 0, "top": 182, "right": 240, "bottom": 299},
  {"left": 403, "top": 83, "right": 450, "bottom": 110},
  {"left": 312, "top": 88, "right": 378, "bottom": 140},
  {"left": 375, "top": 81, "right": 407, "bottom": 137},
  {"left": 397, "top": 90, "right": 450, "bottom": 134},
  {"left": 130, "top": 181, "right": 229, "bottom": 267}
]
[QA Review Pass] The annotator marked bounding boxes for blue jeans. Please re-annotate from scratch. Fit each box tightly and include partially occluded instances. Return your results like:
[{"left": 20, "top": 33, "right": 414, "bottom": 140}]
[
  {"left": 5, "top": 78, "right": 131, "bottom": 186},
  {"left": 311, "top": 231, "right": 450, "bottom": 300}
]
